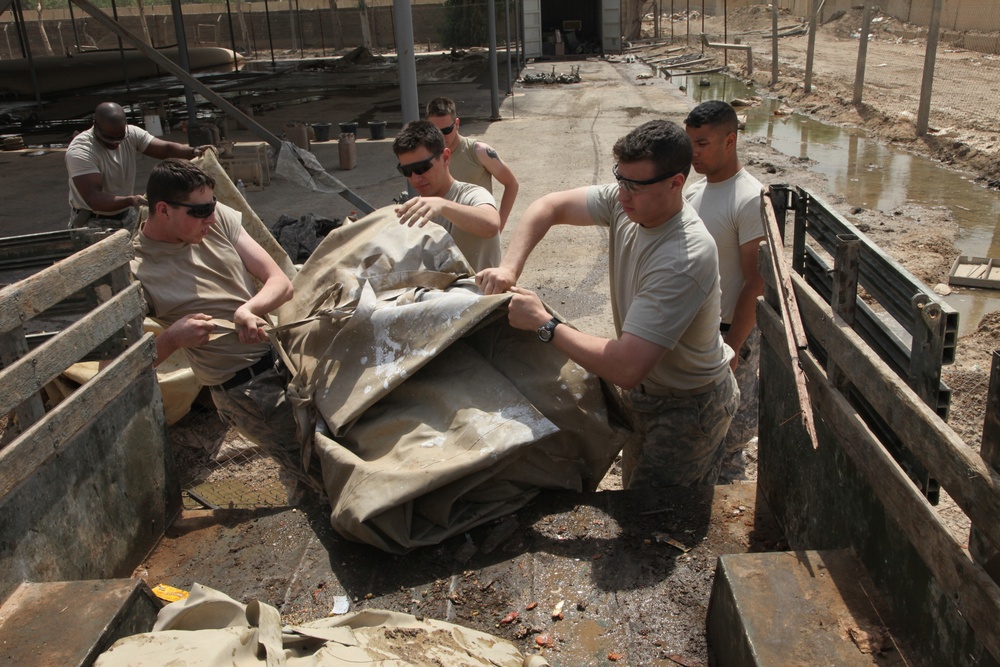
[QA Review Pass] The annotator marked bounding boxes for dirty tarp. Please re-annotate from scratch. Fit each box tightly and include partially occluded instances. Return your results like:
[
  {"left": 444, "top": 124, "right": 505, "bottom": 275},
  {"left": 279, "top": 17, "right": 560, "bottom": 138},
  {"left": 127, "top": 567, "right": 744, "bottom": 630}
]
[
  {"left": 274, "top": 207, "right": 633, "bottom": 553},
  {"left": 95, "top": 583, "right": 552, "bottom": 667}
]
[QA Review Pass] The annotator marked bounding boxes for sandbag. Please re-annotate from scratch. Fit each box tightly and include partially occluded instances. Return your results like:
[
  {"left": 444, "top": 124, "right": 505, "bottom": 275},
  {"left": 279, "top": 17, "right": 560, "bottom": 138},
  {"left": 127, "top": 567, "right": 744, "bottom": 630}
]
[
  {"left": 95, "top": 583, "right": 551, "bottom": 667},
  {"left": 274, "top": 208, "right": 633, "bottom": 553}
]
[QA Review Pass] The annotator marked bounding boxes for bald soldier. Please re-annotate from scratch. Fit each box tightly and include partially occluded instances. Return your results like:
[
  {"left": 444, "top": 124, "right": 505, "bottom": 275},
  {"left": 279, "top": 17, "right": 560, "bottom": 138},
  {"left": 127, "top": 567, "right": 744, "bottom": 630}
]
[{"left": 66, "top": 102, "right": 209, "bottom": 232}]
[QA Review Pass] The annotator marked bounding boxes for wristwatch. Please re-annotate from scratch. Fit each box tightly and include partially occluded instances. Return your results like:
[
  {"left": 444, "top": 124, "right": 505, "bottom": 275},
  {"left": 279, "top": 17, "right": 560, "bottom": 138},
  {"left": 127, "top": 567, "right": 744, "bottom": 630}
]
[{"left": 537, "top": 317, "right": 560, "bottom": 343}]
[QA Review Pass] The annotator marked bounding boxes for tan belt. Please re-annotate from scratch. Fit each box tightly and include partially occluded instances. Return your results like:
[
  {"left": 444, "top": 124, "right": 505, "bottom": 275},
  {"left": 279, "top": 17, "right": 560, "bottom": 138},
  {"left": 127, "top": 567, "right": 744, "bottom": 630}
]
[{"left": 639, "top": 378, "right": 721, "bottom": 398}]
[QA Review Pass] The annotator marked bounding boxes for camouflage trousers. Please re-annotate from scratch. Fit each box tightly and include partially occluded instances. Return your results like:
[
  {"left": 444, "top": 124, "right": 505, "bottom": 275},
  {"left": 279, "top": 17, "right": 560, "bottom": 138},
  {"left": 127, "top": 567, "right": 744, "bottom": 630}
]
[
  {"left": 718, "top": 328, "right": 761, "bottom": 482},
  {"left": 620, "top": 369, "right": 739, "bottom": 489},
  {"left": 68, "top": 206, "right": 139, "bottom": 235},
  {"left": 209, "top": 366, "right": 325, "bottom": 502}
]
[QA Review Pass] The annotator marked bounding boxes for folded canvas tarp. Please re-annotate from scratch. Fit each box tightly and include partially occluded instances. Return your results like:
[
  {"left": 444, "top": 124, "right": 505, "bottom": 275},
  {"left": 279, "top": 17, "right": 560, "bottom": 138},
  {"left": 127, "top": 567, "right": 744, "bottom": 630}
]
[
  {"left": 275, "top": 207, "right": 634, "bottom": 553},
  {"left": 96, "top": 583, "right": 552, "bottom": 667}
]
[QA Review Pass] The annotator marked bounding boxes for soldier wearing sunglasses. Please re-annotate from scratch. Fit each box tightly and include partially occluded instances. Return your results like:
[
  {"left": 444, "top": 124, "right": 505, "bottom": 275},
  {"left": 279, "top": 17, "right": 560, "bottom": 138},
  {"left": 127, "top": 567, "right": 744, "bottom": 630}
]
[
  {"left": 66, "top": 102, "right": 210, "bottom": 232},
  {"left": 476, "top": 120, "right": 738, "bottom": 490},
  {"left": 131, "top": 159, "right": 321, "bottom": 504},
  {"left": 392, "top": 120, "right": 502, "bottom": 272},
  {"left": 425, "top": 97, "right": 520, "bottom": 231}
]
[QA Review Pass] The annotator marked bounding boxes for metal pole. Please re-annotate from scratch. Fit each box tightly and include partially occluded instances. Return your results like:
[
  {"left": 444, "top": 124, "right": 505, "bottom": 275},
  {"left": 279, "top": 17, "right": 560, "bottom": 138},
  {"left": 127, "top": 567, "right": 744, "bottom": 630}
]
[
  {"left": 771, "top": 0, "right": 778, "bottom": 85},
  {"left": 224, "top": 0, "right": 239, "bottom": 71},
  {"left": 804, "top": 0, "right": 818, "bottom": 93},
  {"left": 11, "top": 0, "right": 41, "bottom": 108},
  {"left": 504, "top": 0, "right": 512, "bottom": 95},
  {"left": 67, "top": 0, "right": 81, "bottom": 53},
  {"left": 852, "top": 0, "right": 873, "bottom": 104},
  {"left": 319, "top": 8, "right": 325, "bottom": 56},
  {"left": 916, "top": 0, "right": 943, "bottom": 136},
  {"left": 654, "top": 0, "right": 659, "bottom": 40},
  {"left": 287, "top": 0, "right": 297, "bottom": 53},
  {"left": 722, "top": 0, "right": 727, "bottom": 65},
  {"left": 516, "top": 0, "right": 523, "bottom": 69},
  {"left": 109, "top": 0, "right": 131, "bottom": 91},
  {"left": 487, "top": 0, "right": 500, "bottom": 120},
  {"left": 263, "top": 0, "right": 275, "bottom": 65},
  {"left": 294, "top": 0, "right": 303, "bottom": 57},
  {"left": 169, "top": 0, "right": 199, "bottom": 141},
  {"left": 685, "top": 0, "right": 689, "bottom": 46},
  {"left": 392, "top": 0, "right": 419, "bottom": 123},
  {"left": 671, "top": 0, "right": 674, "bottom": 41}
]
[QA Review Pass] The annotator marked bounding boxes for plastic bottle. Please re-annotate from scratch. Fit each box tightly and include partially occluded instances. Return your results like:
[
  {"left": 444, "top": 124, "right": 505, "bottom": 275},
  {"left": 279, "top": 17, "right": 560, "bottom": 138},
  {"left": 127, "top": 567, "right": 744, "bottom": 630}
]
[{"left": 237, "top": 179, "right": 247, "bottom": 198}]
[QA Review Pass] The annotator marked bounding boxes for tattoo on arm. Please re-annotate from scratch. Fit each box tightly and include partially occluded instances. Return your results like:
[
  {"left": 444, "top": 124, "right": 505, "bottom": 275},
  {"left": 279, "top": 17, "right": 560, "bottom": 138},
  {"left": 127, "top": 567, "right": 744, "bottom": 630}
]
[{"left": 486, "top": 147, "right": 503, "bottom": 164}]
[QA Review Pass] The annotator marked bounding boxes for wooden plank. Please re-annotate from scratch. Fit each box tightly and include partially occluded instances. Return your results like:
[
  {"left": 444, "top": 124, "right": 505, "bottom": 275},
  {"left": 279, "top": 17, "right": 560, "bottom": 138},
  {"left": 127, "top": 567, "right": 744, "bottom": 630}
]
[
  {"left": 779, "top": 270, "right": 1000, "bottom": 555},
  {"left": 0, "top": 333, "right": 156, "bottom": 499},
  {"left": 971, "top": 351, "right": 1000, "bottom": 583},
  {"left": 0, "top": 230, "right": 133, "bottom": 335},
  {"left": 761, "top": 191, "right": 819, "bottom": 448},
  {"left": 0, "top": 328, "right": 46, "bottom": 434},
  {"left": 829, "top": 233, "right": 860, "bottom": 392},
  {"left": 0, "top": 284, "right": 145, "bottom": 417},
  {"left": 948, "top": 256, "right": 1000, "bottom": 289},
  {"left": 758, "top": 300, "right": 1000, "bottom": 663}
]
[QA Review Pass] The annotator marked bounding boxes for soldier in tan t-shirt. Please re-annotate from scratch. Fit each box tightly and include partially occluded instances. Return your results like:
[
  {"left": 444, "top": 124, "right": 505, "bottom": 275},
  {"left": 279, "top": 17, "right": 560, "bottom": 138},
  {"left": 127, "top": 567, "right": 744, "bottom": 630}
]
[
  {"left": 477, "top": 120, "right": 739, "bottom": 489},
  {"left": 391, "top": 120, "right": 502, "bottom": 272},
  {"left": 131, "top": 158, "right": 320, "bottom": 503},
  {"left": 425, "top": 97, "right": 519, "bottom": 230}
]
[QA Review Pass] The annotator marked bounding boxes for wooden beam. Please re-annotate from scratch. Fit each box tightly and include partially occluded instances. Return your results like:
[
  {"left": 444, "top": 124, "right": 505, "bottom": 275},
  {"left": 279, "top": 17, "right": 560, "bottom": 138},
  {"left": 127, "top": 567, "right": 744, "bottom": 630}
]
[
  {"left": 768, "top": 268, "right": 1000, "bottom": 556},
  {"left": 0, "top": 230, "right": 133, "bottom": 335},
  {"left": 0, "top": 334, "right": 156, "bottom": 499},
  {"left": 761, "top": 189, "right": 819, "bottom": 448},
  {"left": 0, "top": 284, "right": 146, "bottom": 418},
  {"left": 758, "top": 300, "right": 1000, "bottom": 663}
]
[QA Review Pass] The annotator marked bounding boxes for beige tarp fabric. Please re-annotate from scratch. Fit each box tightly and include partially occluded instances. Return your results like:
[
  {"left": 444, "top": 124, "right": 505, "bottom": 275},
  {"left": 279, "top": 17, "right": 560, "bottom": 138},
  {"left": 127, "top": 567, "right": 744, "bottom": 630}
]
[
  {"left": 95, "top": 583, "right": 552, "bottom": 667},
  {"left": 274, "top": 207, "right": 633, "bottom": 553}
]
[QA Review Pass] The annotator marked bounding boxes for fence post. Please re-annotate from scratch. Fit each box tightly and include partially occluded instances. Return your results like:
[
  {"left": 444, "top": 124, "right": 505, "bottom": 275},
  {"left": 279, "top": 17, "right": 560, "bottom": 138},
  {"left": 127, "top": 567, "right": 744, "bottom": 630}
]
[
  {"left": 970, "top": 351, "right": 1000, "bottom": 583},
  {"left": 852, "top": 0, "right": 873, "bottom": 104},
  {"left": 829, "top": 234, "right": 860, "bottom": 391},
  {"left": 804, "top": 0, "right": 818, "bottom": 93},
  {"left": 770, "top": 0, "right": 778, "bottom": 85},
  {"left": 916, "top": 0, "right": 943, "bottom": 136}
]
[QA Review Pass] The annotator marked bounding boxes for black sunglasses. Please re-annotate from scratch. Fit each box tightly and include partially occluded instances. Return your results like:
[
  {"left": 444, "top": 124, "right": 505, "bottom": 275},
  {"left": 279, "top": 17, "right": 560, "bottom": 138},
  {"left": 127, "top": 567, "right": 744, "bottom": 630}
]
[
  {"left": 613, "top": 163, "right": 676, "bottom": 193},
  {"left": 439, "top": 122, "right": 456, "bottom": 135},
  {"left": 163, "top": 197, "right": 217, "bottom": 218},
  {"left": 94, "top": 124, "right": 127, "bottom": 144},
  {"left": 396, "top": 151, "right": 442, "bottom": 178}
]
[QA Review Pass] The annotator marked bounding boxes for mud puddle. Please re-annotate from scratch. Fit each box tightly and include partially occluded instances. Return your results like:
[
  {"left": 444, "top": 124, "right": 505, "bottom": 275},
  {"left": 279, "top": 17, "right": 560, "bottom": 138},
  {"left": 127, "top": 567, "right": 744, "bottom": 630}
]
[{"left": 676, "top": 72, "right": 1000, "bottom": 335}]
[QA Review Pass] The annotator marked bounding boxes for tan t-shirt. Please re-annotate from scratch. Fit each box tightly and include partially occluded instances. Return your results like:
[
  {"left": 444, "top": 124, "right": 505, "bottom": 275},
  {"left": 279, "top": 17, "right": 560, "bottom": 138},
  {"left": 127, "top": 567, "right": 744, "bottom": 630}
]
[
  {"left": 684, "top": 168, "right": 765, "bottom": 324},
  {"left": 448, "top": 135, "right": 493, "bottom": 192},
  {"left": 587, "top": 184, "right": 732, "bottom": 391},
  {"left": 432, "top": 180, "right": 500, "bottom": 272},
  {"left": 131, "top": 203, "right": 271, "bottom": 386},
  {"left": 66, "top": 125, "right": 154, "bottom": 214}
]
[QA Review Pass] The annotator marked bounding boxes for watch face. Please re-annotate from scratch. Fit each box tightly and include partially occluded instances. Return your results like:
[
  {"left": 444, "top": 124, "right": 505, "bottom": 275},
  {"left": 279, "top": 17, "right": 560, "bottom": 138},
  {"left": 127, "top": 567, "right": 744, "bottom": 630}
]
[{"left": 538, "top": 326, "right": 553, "bottom": 342}]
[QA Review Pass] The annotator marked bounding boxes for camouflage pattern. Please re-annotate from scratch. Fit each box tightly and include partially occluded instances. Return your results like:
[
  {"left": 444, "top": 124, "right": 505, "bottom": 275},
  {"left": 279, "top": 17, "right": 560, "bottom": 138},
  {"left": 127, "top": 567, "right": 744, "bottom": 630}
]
[
  {"left": 68, "top": 206, "right": 139, "bottom": 234},
  {"left": 620, "top": 370, "right": 739, "bottom": 489},
  {"left": 210, "top": 365, "right": 324, "bottom": 502},
  {"left": 718, "top": 328, "right": 761, "bottom": 483}
]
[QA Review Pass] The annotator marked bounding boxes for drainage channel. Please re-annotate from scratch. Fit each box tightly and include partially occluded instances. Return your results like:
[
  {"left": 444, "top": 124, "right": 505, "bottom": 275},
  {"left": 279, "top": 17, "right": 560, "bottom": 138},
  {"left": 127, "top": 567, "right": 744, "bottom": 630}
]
[{"left": 675, "top": 72, "right": 1000, "bottom": 336}]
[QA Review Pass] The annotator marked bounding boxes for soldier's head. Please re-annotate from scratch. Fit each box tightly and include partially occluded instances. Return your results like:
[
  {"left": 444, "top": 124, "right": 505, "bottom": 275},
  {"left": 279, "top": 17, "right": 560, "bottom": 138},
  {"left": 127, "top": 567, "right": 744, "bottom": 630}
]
[
  {"left": 611, "top": 120, "right": 692, "bottom": 227},
  {"left": 93, "top": 102, "right": 128, "bottom": 150},
  {"left": 684, "top": 100, "right": 740, "bottom": 180},
  {"left": 425, "top": 96, "right": 461, "bottom": 150},
  {"left": 392, "top": 120, "right": 453, "bottom": 197},
  {"left": 145, "top": 159, "right": 218, "bottom": 243}
]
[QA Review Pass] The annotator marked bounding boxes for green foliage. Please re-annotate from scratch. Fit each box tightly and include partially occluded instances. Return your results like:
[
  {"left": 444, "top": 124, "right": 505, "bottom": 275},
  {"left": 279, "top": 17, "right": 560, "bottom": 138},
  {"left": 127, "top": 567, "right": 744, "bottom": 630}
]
[{"left": 440, "top": 0, "right": 505, "bottom": 49}]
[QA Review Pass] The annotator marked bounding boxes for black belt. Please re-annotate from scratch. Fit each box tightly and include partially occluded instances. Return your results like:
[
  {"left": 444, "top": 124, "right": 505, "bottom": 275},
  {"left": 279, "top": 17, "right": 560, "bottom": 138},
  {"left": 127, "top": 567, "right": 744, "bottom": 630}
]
[
  {"left": 73, "top": 207, "right": 130, "bottom": 220},
  {"left": 218, "top": 350, "right": 276, "bottom": 391}
]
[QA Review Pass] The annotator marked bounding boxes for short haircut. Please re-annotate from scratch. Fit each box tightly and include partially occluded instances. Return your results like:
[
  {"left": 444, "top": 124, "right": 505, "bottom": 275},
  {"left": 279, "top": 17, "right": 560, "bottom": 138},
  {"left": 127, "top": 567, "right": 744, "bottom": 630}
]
[
  {"left": 425, "top": 97, "right": 457, "bottom": 119},
  {"left": 146, "top": 159, "right": 216, "bottom": 208},
  {"left": 392, "top": 120, "right": 445, "bottom": 157},
  {"left": 95, "top": 102, "right": 127, "bottom": 128},
  {"left": 612, "top": 120, "right": 692, "bottom": 179},
  {"left": 684, "top": 100, "right": 739, "bottom": 135}
]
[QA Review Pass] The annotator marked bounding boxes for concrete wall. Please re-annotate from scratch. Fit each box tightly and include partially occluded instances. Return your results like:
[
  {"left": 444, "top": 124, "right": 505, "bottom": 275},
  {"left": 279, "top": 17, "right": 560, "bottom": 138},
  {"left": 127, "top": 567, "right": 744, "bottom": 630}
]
[{"left": 774, "top": 0, "right": 995, "bottom": 33}]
